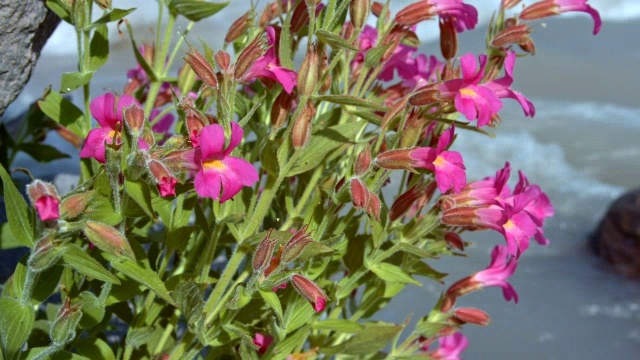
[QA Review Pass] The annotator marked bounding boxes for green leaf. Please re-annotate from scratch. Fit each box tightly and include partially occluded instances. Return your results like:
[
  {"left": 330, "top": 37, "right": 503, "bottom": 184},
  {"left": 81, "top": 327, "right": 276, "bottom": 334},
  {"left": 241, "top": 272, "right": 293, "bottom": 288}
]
[
  {"left": 369, "top": 262, "right": 422, "bottom": 286},
  {"left": 74, "top": 338, "right": 116, "bottom": 360},
  {"left": 321, "top": 322, "right": 403, "bottom": 356},
  {"left": 364, "top": 44, "right": 390, "bottom": 68},
  {"left": 75, "top": 291, "right": 105, "bottom": 329},
  {"left": 105, "top": 255, "right": 176, "bottom": 305},
  {"left": 46, "top": 1, "right": 72, "bottom": 24},
  {"left": 60, "top": 71, "right": 94, "bottom": 93},
  {"left": 313, "top": 95, "right": 388, "bottom": 111},
  {"left": 0, "top": 164, "right": 33, "bottom": 247},
  {"left": 173, "top": 281, "right": 204, "bottom": 326},
  {"left": 22, "top": 348, "right": 90, "bottom": 360},
  {"left": 278, "top": 12, "right": 294, "bottom": 69},
  {"left": 125, "top": 326, "right": 155, "bottom": 348},
  {"left": 346, "top": 109, "right": 383, "bottom": 126},
  {"left": 124, "top": 179, "right": 155, "bottom": 219},
  {"left": 273, "top": 326, "right": 311, "bottom": 357},
  {"left": 89, "top": 24, "right": 109, "bottom": 71},
  {"left": 315, "top": 29, "right": 359, "bottom": 51},
  {"left": 222, "top": 323, "right": 258, "bottom": 351},
  {"left": 289, "top": 121, "right": 364, "bottom": 176},
  {"left": 0, "top": 222, "right": 21, "bottom": 249},
  {"left": 17, "top": 143, "right": 69, "bottom": 163},
  {"left": 38, "top": 90, "right": 85, "bottom": 136},
  {"left": 259, "top": 289, "right": 283, "bottom": 325},
  {"left": 123, "top": 21, "right": 158, "bottom": 82},
  {"left": 168, "top": 0, "right": 230, "bottom": 21},
  {"left": 312, "top": 319, "right": 363, "bottom": 333},
  {"left": 0, "top": 298, "right": 35, "bottom": 360},
  {"left": 84, "top": 195, "right": 122, "bottom": 226},
  {"left": 61, "top": 244, "right": 120, "bottom": 284},
  {"left": 282, "top": 296, "right": 315, "bottom": 334},
  {"left": 86, "top": 8, "right": 136, "bottom": 30}
]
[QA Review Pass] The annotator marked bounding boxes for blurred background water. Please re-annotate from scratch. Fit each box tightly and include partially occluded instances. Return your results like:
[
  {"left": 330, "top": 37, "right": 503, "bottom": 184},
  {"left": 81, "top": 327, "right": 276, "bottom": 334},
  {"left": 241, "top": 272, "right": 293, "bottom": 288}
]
[{"left": 3, "top": 1, "right": 640, "bottom": 358}]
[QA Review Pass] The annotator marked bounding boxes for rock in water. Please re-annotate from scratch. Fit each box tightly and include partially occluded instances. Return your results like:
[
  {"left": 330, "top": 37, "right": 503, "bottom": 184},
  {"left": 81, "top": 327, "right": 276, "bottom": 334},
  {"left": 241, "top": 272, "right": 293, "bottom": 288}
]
[
  {"left": 0, "top": 0, "right": 60, "bottom": 117},
  {"left": 590, "top": 189, "right": 640, "bottom": 277}
]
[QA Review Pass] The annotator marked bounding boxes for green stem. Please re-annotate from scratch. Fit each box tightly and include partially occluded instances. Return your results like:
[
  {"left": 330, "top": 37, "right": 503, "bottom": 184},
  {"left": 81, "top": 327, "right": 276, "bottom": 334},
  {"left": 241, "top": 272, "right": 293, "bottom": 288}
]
[
  {"left": 279, "top": 165, "right": 323, "bottom": 231},
  {"left": 20, "top": 268, "right": 36, "bottom": 305},
  {"left": 198, "top": 225, "right": 221, "bottom": 283},
  {"left": 202, "top": 246, "right": 247, "bottom": 325}
]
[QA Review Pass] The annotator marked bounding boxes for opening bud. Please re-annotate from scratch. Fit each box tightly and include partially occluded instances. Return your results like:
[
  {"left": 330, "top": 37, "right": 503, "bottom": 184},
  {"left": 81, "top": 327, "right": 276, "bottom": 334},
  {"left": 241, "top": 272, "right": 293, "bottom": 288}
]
[
  {"left": 452, "top": 307, "right": 492, "bottom": 326},
  {"left": 291, "top": 274, "right": 329, "bottom": 312},
  {"left": 298, "top": 46, "right": 319, "bottom": 96},
  {"left": 184, "top": 48, "right": 218, "bottom": 89},
  {"left": 291, "top": 100, "right": 316, "bottom": 149},
  {"left": 491, "top": 23, "right": 532, "bottom": 48},
  {"left": 253, "top": 229, "right": 277, "bottom": 272},
  {"left": 60, "top": 190, "right": 94, "bottom": 220},
  {"left": 147, "top": 159, "right": 177, "bottom": 197},
  {"left": 234, "top": 35, "right": 267, "bottom": 80},
  {"left": 27, "top": 180, "right": 60, "bottom": 221},
  {"left": 282, "top": 225, "right": 314, "bottom": 263}
]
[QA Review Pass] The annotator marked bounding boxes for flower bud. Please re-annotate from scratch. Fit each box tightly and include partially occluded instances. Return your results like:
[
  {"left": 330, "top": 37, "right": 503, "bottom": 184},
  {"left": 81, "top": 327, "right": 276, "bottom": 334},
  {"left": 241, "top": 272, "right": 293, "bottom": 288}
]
[
  {"left": 375, "top": 149, "right": 414, "bottom": 171},
  {"left": 184, "top": 48, "right": 218, "bottom": 89},
  {"left": 27, "top": 180, "right": 60, "bottom": 221},
  {"left": 354, "top": 145, "right": 371, "bottom": 176},
  {"left": 444, "top": 231, "right": 465, "bottom": 251},
  {"left": 271, "top": 91, "right": 293, "bottom": 130},
  {"left": 28, "top": 234, "right": 64, "bottom": 272},
  {"left": 84, "top": 221, "right": 136, "bottom": 260},
  {"left": 519, "top": 1, "right": 558, "bottom": 21},
  {"left": 55, "top": 125, "right": 84, "bottom": 148},
  {"left": 225, "top": 11, "right": 249, "bottom": 43},
  {"left": 408, "top": 83, "right": 441, "bottom": 107},
  {"left": 350, "top": 178, "right": 370, "bottom": 208},
  {"left": 290, "top": 0, "right": 313, "bottom": 34},
  {"left": 123, "top": 104, "right": 145, "bottom": 134},
  {"left": 291, "top": 100, "right": 316, "bottom": 149},
  {"left": 186, "top": 110, "right": 206, "bottom": 148},
  {"left": 389, "top": 184, "right": 423, "bottom": 221},
  {"left": 439, "top": 17, "right": 458, "bottom": 61},
  {"left": 291, "top": 274, "right": 329, "bottom": 312},
  {"left": 502, "top": 0, "right": 522, "bottom": 10},
  {"left": 440, "top": 294, "right": 456, "bottom": 312},
  {"left": 234, "top": 35, "right": 267, "bottom": 80},
  {"left": 60, "top": 190, "right": 94, "bottom": 220},
  {"left": 371, "top": 2, "right": 384, "bottom": 17},
  {"left": 147, "top": 159, "right": 177, "bottom": 197},
  {"left": 519, "top": 38, "right": 536, "bottom": 55},
  {"left": 491, "top": 23, "right": 532, "bottom": 48},
  {"left": 452, "top": 307, "right": 491, "bottom": 326},
  {"left": 395, "top": 2, "right": 435, "bottom": 26},
  {"left": 282, "top": 225, "right": 314, "bottom": 264},
  {"left": 366, "top": 192, "right": 381, "bottom": 221},
  {"left": 253, "top": 229, "right": 277, "bottom": 272},
  {"left": 297, "top": 47, "right": 319, "bottom": 96},
  {"left": 93, "top": 0, "right": 111, "bottom": 9},
  {"left": 381, "top": 97, "right": 408, "bottom": 130},
  {"left": 50, "top": 297, "right": 83, "bottom": 346},
  {"left": 349, "top": 0, "right": 371, "bottom": 31},
  {"left": 214, "top": 50, "right": 231, "bottom": 73},
  {"left": 318, "top": 50, "right": 331, "bottom": 93}
]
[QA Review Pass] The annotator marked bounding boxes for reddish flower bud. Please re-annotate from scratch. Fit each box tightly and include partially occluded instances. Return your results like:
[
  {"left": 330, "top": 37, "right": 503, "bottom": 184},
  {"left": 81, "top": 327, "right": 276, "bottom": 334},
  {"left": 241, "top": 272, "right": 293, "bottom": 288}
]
[
  {"left": 440, "top": 294, "right": 456, "bottom": 312},
  {"left": 290, "top": 0, "right": 320, "bottom": 34},
  {"left": 389, "top": 184, "right": 424, "bottom": 221},
  {"left": 147, "top": 159, "right": 177, "bottom": 197},
  {"left": 375, "top": 149, "right": 413, "bottom": 171},
  {"left": 349, "top": 0, "right": 371, "bottom": 31},
  {"left": 253, "top": 333, "right": 273, "bottom": 355},
  {"left": 350, "top": 178, "right": 370, "bottom": 208},
  {"left": 291, "top": 100, "right": 316, "bottom": 149},
  {"left": 298, "top": 46, "right": 319, "bottom": 96},
  {"left": 50, "top": 296, "right": 83, "bottom": 345},
  {"left": 439, "top": 17, "right": 458, "bottom": 61},
  {"left": 214, "top": 50, "right": 231, "bottom": 73},
  {"left": 395, "top": 2, "right": 435, "bottom": 26},
  {"left": 408, "top": 83, "right": 442, "bottom": 107},
  {"left": 318, "top": 50, "right": 331, "bottom": 93},
  {"left": 186, "top": 110, "right": 206, "bottom": 148},
  {"left": 84, "top": 221, "right": 135, "bottom": 260},
  {"left": 519, "top": 38, "right": 536, "bottom": 55},
  {"left": 444, "top": 231, "right": 465, "bottom": 251},
  {"left": 282, "top": 225, "right": 314, "bottom": 263},
  {"left": 502, "top": 0, "right": 522, "bottom": 9},
  {"left": 452, "top": 307, "right": 491, "bottom": 326},
  {"left": 291, "top": 274, "right": 329, "bottom": 312},
  {"left": 381, "top": 97, "right": 408, "bottom": 130},
  {"left": 491, "top": 23, "right": 532, "bottom": 48},
  {"left": 94, "top": 0, "right": 111, "bottom": 10},
  {"left": 60, "top": 190, "right": 94, "bottom": 220},
  {"left": 225, "top": 11, "right": 249, "bottom": 43},
  {"left": 354, "top": 145, "right": 371, "bottom": 176},
  {"left": 441, "top": 206, "right": 505, "bottom": 230},
  {"left": 234, "top": 35, "right": 267, "bottom": 80},
  {"left": 271, "top": 91, "right": 293, "bottom": 130},
  {"left": 253, "top": 229, "right": 277, "bottom": 272},
  {"left": 334, "top": 176, "right": 346, "bottom": 193},
  {"left": 123, "top": 104, "right": 145, "bottom": 134},
  {"left": 371, "top": 2, "right": 384, "bottom": 17},
  {"left": 184, "top": 48, "right": 218, "bottom": 89},
  {"left": 366, "top": 192, "right": 381, "bottom": 221},
  {"left": 27, "top": 180, "right": 60, "bottom": 221},
  {"left": 55, "top": 125, "right": 83, "bottom": 148}
]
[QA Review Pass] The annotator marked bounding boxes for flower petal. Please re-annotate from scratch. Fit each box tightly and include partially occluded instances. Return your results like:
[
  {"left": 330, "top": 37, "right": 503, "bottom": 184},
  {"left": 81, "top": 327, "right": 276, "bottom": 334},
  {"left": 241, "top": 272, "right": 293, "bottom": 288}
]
[
  {"left": 79, "top": 128, "right": 112, "bottom": 163},
  {"left": 199, "top": 124, "right": 226, "bottom": 159},
  {"left": 90, "top": 93, "right": 118, "bottom": 129}
]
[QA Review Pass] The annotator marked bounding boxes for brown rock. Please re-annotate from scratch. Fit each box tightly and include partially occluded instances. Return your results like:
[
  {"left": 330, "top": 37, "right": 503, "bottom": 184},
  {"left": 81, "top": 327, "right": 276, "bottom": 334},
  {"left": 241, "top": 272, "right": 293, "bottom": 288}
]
[{"left": 590, "top": 189, "right": 640, "bottom": 277}]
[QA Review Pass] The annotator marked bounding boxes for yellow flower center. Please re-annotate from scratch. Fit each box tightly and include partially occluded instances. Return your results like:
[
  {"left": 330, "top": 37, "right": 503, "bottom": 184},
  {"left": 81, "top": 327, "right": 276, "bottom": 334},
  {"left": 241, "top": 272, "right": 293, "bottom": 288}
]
[
  {"left": 460, "top": 88, "right": 477, "bottom": 98},
  {"left": 433, "top": 155, "right": 445, "bottom": 167},
  {"left": 203, "top": 159, "right": 226, "bottom": 170},
  {"left": 503, "top": 219, "right": 515, "bottom": 230}
]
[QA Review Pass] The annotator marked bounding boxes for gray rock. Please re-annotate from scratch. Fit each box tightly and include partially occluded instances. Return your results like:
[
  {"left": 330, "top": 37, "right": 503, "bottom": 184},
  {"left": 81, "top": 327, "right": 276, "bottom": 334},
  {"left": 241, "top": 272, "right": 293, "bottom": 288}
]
[{"left": 0, "top": 0, "right": 60, "bottom": 117}]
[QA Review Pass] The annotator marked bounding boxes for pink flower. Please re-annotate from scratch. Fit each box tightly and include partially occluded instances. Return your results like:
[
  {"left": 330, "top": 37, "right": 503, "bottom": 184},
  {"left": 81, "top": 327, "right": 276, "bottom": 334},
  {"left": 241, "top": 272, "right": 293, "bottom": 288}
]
[
  {"left": 253, "top": 333, "right": 273, "bottom": 355},
  {"left": 192, "top": 122, "right": 259, "bottom": 202},
  {"left": 242, "top": 26, "right": 298, "bottom": 93},
  {"left": 79, "top": 93, "right": 140, "bottom": 163},
  {"left": 484, "top": 51, "right": 535, "bottom": 117},
  {"left": 396, "top": 0, "right": 478, "bottom": 32},
  {"left": 441, "top": 162, "right": 511, "bottom": 210},
  {"left": 512, "top": 171, "right": 555, "bottom": 245},
  {"left": 376, "top": 126, "right": 467, "bottom": 194},
  {"left": 428, "top": 333, "right": 469, "bottom": 360},
  {"left": 378, "top": 45, "right": 444, "bottom": 90},
  {"left": 150, "top": 109, "right": 175, "bottom": 136},
  {"left": 447, "top": 245, "right": 519, "bottom": 303},
  {"left": 351, "top": 25, "right": 378, "bottom": 69},
  {"left": 520, "top": 0, "right": 602, "bottom": 35}
]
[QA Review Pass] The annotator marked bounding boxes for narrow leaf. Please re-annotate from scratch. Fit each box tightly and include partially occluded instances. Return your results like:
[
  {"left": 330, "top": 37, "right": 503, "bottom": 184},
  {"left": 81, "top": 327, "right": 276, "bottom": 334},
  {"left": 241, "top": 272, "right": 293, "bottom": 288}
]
[
  {"left": 168, "top": 0, "right": 230, "bottom": 21},
  {"left": 0, "top": 164, "right": 33, "bottom": 246},
  {"left": 61, "top": 244, "right": 120, "bottom": 284},
  {"left": 316, "top": 29, "right": 359, "bottom": 51},
  {"left": 369, "top": 262, "right": 422, "bottom": 286},
  {"left": 312, "top": 319, "right": 363, "bottom": 333},
  {"left": 86, "top": 8, "right": 135, "bottom": 29},
  {"left": 259, "top": 289, "right": 284, "bottom": 325},
  {"left": 313, "top": 95, "right": 387, "bottom": 111},
  {"left": 89, "top": 24, "right": 109, "bottom": 71},
  {"left": 105, "top": 255, "right": 176, "bottom": 305}
]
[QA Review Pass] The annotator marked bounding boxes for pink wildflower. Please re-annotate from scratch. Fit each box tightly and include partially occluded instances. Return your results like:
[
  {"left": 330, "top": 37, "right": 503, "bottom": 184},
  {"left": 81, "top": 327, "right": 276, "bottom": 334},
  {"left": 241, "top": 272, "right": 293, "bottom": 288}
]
[
  {"left": 192, "top": 122, "right": 259, "bottom": 202},
  {"left": 253, "top": 333, "right": 273, "bottom": 355},
  {"left": 447, "top": 245, "right": 519, "bottom": 303},
  {"left": 441, "top": 162, "right": 511, "bottom": 210},
  {"left": 520, "top": 0, "right": 602, "bottom": 35},
  {"left": 396, "top": 0, "right": 478, "bottom": 32},
  {"left": 27, "top": 180, "right": 60, "bottom": 221},
  {"left": 484, "top": 51, "right": 535, "bottom": 117},
  {"left": 427, "top": 333, "right": 469, "bottom": 360},
  {"left": 79, "top": 93, "right": 140, "bottom": 163},
  {"left": 242, "top": 26, "right": 297, "bottom": 93},
  {"left": 377, "top": 126, "right": 466, "bottom": 194}
]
